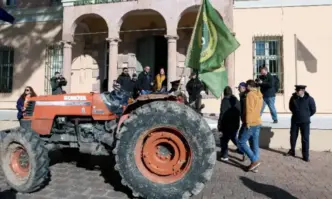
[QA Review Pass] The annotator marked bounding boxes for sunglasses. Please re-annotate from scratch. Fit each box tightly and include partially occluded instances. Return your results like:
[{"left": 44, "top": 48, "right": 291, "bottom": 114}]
[{"left": 25, "top": 89, "right": 30, "bottom": 92}]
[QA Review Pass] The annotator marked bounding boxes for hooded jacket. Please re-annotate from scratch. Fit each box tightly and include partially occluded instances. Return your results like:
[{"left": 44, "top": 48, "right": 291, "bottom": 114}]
[
  {"left": 289, "top": 92, "right": 316, "bottom": 123},
  {"left": 117, "top": 73, "right": 133, "bottom": 93},
  {"left": 218, "top": 95, "right": 241, "bottom": 133},
  {"left": 245, "top": 88, "right": 263, "bottom": 127}
]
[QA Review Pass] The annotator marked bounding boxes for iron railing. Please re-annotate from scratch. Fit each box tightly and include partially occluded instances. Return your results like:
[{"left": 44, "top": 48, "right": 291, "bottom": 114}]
[
  {"left": 252, "top": 35, "right": 284, "bottom": 93},
  {"left": 44, "top": 44, "right": 63, "bottom": 95},
  {"left": 0, "top": 46, "right": 14, "bottom": 93}
]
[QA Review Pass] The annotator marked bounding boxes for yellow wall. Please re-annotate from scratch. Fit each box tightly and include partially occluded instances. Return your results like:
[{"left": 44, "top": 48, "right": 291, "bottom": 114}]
[
  {"left": 233, "top": 5, "right": 332, "bottom": 113},
  {"left": 0, "top": 21, "right": 62, "bottom": 109}
]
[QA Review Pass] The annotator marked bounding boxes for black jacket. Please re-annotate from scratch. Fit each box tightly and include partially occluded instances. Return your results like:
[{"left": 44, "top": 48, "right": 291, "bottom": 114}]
[
  {"left": 137, "top": 71, "right": 153, "bottom": 91},
  {"left": 186, "top": 78, "right": 204, "bottom": 103},
  {"left": 239, "top": 92, "right": 247, "bottom": 123},
  {"left": 50, "top": 76, "right": 67, "bottom": 95},
  {"left": 117, "top": 73, "right": 133, "bottom": 93},
  {"left": 289, "top": 92, "right": 316, "bottom": 123},
  {"left": 259, "top": 73, "right": 275, "bottom": 97},
  {"left": 218, "top": 95, "right": 241, "bottom": 133}
]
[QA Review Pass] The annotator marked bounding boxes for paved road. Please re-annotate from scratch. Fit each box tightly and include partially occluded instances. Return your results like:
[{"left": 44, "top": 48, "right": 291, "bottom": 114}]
[
  {"left": 0, "top": 122, "right": 332, "bottom": 199},
  {"left": 0, "top": 148, "right": 331, "bottom": 199}
]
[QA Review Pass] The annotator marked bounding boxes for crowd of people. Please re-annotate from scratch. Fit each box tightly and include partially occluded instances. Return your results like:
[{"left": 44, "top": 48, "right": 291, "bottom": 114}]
[
  {"left": 16, "top": 65, "right": 317, "bottom": 173},
  {"left": 218, "top": 65, "right": 316, "bottom": 173}
]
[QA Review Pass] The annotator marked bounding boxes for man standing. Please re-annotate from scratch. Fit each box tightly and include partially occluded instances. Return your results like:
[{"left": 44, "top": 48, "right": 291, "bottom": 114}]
[
  {"left": 131, "top": 73, "right": 139, "bottom": 98},
  {"left": 186, "top": 72, "right": 204, "bottom": 104},
  {"left": 286, "top": 85, "right": 316, "bottom": 162},
  {"left": 137, "top": 66, "right": 153, "bottom": 95},
  {"left": 237, "top": 82, "right": 247, "bottom": 124},
  {"left": 236, "top": 82, "right": 247, "bottom": 160},
  {"left": 257, "top": 65, "right": 278, "bottom": 123},
  {"left": 238, "top": 80, "right": 263, "bottom": 171},
  {"left": 117, "top": 68, "right": 132, "bottom": 94},
  {"left": 50, "top": 72, "right": 67, "bottom": 95}
]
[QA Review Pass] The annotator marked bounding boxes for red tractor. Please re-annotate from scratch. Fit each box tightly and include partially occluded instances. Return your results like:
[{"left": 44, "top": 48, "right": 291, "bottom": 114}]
[{"left": 0, "top": 90, "right": 216, "bottom": 199}]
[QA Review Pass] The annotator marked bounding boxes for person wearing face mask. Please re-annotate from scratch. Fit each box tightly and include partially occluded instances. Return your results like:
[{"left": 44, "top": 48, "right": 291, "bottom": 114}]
[
  {"left": 285, "top": 85, "right": 316, "bottom": 162},
  {"left": 16, "top": 86, "right": 37, "bottom": 125}
]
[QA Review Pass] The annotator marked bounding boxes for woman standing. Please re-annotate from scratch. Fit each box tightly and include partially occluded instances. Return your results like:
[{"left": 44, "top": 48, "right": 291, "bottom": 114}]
[
  {"left": 16, "top": 86, "right": 37, "bottom": 125},
  {"left": 154, "top": 68, "right": 166, "bottom": 91}
]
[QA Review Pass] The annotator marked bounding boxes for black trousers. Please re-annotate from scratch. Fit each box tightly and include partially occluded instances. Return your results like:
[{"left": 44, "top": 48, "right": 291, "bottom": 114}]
[{"left": 290, "top": 122, "right": 310, "bottom": 159}]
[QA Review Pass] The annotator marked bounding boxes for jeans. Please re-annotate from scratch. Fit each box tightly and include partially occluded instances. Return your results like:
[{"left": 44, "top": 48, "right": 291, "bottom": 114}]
[
  {"left": 220, "top": 131, "right": 238, "bottom": 158},
  {"left": 260, "top": 97, "right": 278, "bottom": 121},
  {"left": 238, "top": 125, "right": 261, "bottom": 163},
  {"left": 140, "top": 90, "right": 152, "bottom": 95}
]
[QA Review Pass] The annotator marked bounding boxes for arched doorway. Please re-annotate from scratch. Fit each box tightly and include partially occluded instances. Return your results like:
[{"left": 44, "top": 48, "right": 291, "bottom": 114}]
[
  {"left": 177, "top": 6, "right": 199, "bottom": 82},
  {"left": 71, "top": 14, "right": 108, "bottom": 93},
  {"left": 119, "top": 10, "right": 167, "bottom": 78}
]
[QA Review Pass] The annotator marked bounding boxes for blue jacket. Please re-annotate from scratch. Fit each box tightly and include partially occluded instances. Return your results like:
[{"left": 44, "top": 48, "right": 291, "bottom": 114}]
[
  {"left": 16, "top": 97, "right": 25, "bottom": 120},
  {"left": 289, "top": 92, "right": 316, "bottom": 123}
]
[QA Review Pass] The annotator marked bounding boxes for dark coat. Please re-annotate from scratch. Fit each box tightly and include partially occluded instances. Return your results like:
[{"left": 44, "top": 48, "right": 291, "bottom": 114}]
[
  {"left": 259, "top": 73, "right": 275, "bottom": 98},
  {"left": 289, "top": 92, "right": 316, "bottom": 123},
  {"left": 218, "top": 95, "right": 241, "bottom": 133},
  {"left": 117, "top": 73, "right": 133, "bottom": 93},
  {"left": 186, "top": 78, "right": 204, "bottom": 103},
  {"left": 50, "top": 76, "right": 67, "bottom": 95},
  {"left": 137, "top": 71, "right": 153, "bottom": 91},
  {"left": 239, "top": 92, "right": 247, "bottom": 123},
  {"left": 16, "top": 97, "right": 25, "bottom": 120},
  {"left": 131, "top": 80, "right": 139, "bottom": 98}
]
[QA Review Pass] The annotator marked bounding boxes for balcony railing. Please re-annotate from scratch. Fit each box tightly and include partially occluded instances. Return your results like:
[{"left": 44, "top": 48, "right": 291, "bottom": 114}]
[{"left": 72, "top": 0, "right": 137, "bottom": 6}]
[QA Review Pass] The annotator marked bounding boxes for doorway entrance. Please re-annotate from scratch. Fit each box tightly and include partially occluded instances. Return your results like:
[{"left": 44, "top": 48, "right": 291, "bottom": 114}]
[{"left": 136, "top": 36, "right": 168, "bottom": 78}]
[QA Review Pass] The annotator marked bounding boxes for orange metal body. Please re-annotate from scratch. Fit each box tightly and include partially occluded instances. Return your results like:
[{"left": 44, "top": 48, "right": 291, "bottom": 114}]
[{"left": 23, "top": 93, "right": 117, "bottom": 135}]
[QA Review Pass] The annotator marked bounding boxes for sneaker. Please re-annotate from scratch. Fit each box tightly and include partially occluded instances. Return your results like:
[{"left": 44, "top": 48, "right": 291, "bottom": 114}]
[
  {"left": 284, "top": 150, "right": 295, "bottom": 157},
  {"left": 303, "top": 158, "right": 310, "bottom": 162},
  {"left": 252, "top": 168, "right": 258, "bottom": 173},
  {"left": 221, "top": 157, "right": 229, "bottom": 161},
  {"left": 273, "top": 120, "right": 278, "bottom": 123},
  {"left": 248, "top": 161, "right": 261, "bottom": 171}
]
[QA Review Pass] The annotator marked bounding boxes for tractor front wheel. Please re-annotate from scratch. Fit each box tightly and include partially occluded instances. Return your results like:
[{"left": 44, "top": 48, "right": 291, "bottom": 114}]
[
  {"left": 113, "top": 101, "right": 216, "bottom": 199},
  {"left": 0, "top": 128, "right": 50, "bottom": 193}
]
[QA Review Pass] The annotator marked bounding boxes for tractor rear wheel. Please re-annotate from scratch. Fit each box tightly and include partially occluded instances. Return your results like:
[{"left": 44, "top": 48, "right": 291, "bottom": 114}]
[
  {"left": 113, "top": 101, "right": 216, "bottom": 199},
  {"left": 0, "top": 128, "right": 50, "bottom": 193}
]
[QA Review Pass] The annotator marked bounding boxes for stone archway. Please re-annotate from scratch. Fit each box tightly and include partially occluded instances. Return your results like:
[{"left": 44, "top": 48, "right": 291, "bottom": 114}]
[
  {"left": 118, "top": 9, "right": 168, "bottom": 79},
  {"left": 176, "top": 6, "right": 200, "bottom": 85},
  {"left": 71, "top": 14, "right": 109, "bottom": 93}
]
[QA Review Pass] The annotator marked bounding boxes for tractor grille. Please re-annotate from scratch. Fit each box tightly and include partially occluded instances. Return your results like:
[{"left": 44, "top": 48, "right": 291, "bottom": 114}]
[{"left": 25, "top": 101, "right": 35, "bottom": 116}]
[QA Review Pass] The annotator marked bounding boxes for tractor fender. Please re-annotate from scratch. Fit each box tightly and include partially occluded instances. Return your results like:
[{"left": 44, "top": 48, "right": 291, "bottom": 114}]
[{"left": 116, "top": 94, "right": 178, "bottom": 134}]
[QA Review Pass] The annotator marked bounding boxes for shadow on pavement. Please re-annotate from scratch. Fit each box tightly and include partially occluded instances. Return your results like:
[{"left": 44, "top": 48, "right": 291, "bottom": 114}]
[
  {"left": 239, "top": 176, "right": 298, "bottom": 199},
  {"left": 49, "top": 149, "right": 143, "bottom": 199},
  {"left": 0, "top": 190, "right": 16, "bottom": 199}
]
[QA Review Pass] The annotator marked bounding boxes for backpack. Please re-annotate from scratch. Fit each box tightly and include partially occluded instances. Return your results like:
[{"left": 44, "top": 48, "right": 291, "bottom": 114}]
[{"left": 272, "top": 75, "right": 280, "bottom": 92}]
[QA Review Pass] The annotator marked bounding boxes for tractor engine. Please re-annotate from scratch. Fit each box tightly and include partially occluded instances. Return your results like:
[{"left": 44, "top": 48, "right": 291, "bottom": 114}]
[{"left": 43, "top": 117, "right": 117, "bottom": 156}]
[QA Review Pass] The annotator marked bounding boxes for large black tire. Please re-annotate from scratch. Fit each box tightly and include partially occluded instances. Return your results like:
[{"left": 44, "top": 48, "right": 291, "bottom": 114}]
[
  {"left": 113, "top": 101, "right": 216, "bottom": 199},
  {"left": 0, "top": 127, "right": 50, "bottom": 193}
]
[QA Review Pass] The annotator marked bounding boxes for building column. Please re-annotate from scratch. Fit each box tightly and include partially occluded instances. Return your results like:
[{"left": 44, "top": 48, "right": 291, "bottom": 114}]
[
  {"left": 165, "top": 35, "right": 178, "bottom": 90},
  {"left": 106, "top": 37, "right": 120, "bottom": 91},
  {"left": 62, "top": 41, "right": 72, "bottom": 93}
]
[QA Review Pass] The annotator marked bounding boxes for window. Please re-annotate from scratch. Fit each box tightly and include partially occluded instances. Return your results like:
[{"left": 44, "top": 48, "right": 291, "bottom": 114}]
[
  {"left": 44, "top": 44, "right": 63, "bottom": 94},
  {"left": 5, "top": 0, "right": 16, "bottom": 7},
  {"left": 0, "top": 46, "right": 14, "bottom": 93},
  {"left": 253, "top": 36, "right": 284, "bottom": 93}
]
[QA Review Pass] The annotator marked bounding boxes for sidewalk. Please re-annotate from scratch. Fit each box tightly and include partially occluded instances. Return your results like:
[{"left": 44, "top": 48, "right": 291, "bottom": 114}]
[{"left": 205, "top": 113, "right": 332, "bottom": 130}]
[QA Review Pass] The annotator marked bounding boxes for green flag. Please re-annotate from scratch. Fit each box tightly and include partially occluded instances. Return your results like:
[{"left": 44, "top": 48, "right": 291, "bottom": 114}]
[{"left": 185, "top": 0, "right": 240, "bottom": 98}]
